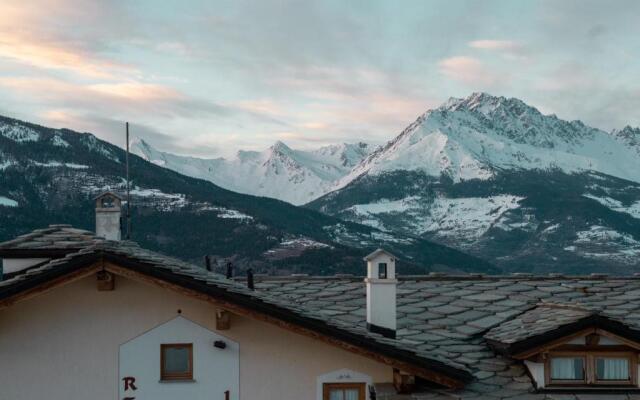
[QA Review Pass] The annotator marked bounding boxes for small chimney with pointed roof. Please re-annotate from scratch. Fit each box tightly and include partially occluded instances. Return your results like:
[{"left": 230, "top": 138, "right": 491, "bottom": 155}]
[
  {"left": 364, "top": 248, "right": 397, "bottom": 338},
  {"left": 94, "top": 191, "right": 122, "bottom": 241}
]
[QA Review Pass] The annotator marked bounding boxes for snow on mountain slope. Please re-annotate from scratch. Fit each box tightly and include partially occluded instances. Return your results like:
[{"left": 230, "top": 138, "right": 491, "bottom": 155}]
[
  {"left": 0, "top": 122, "right": 40, "bottom": 142},
  {"left": 346, "top": 194, "right": 524, "bottom": 243},
  {"left": 335, "top": 92, "right": 640, "bottom": 190},
  {"left": 310, "top": 93, "right": 640, "bottom": 273},
  {"left": 131, "top": 138, "right": 372, "bottom": 205}
]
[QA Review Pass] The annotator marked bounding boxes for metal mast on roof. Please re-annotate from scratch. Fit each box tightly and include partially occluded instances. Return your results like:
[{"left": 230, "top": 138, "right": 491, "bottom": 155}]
[{"left": 125, "top": 122, "right": 131, "bottom": 240}]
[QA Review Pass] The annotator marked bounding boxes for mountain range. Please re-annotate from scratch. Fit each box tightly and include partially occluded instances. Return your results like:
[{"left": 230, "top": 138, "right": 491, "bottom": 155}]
[
  {"left": 310, "top": 93, "right": 640, "bottom": 273},
  {"left": 132, "top": 138, "right": 373, "bottom": 205},
  {"left": 132, "top": 92, "right": 640, "bottom": 273},
  {"left": 0, "top": 114, "right": 493, "bottom": 276}
]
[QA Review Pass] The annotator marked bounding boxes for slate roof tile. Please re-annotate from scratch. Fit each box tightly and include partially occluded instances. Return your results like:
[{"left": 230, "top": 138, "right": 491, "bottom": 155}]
[{"left": 6, "top": 226, "right": 640, "bottom": 398}]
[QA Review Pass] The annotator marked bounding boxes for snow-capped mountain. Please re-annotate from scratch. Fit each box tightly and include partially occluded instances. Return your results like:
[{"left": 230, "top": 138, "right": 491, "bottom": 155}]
[
  {"left": 132, "top": 139, "right": 372, "bottom": 205},
  {"left": 334, "top": 92, "right": 640, "bottom": 191},
  {"left": 309, "top": 93, "right": 640, "bottom": 273},
  {"left": 0, "top": 114, "right": 492, "bottom": 276}
]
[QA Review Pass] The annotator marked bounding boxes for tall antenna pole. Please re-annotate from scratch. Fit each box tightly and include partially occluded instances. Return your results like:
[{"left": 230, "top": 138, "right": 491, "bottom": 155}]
[{"left": 126, "top": 122, "right": 131, "bottom": 240}]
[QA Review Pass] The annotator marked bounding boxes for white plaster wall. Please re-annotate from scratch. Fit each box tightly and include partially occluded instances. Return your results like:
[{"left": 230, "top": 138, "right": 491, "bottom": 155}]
[
  {"left": 366, "top": 281, "right": 397, "bottom": 331},
  {"left": 524, "top": 360, "right": 545, "bottom": 388},
  {"left": 567, "top": 334, "right": 621, "bottom": 345},
  {"left": 2, "top": 258, "right": 50, "bottom": 274},
  {"left": 120, "top": 316, "right": 239, "bottom": 400},
  {"left": 316, "top": 369, "right": 372, "bottom": 400},
  {"left": 96, "top": 211, "right": 121, "bottom": 240},
  {"left": 366, "top": 253, "right": 395, "bottom": 279},
  {"left": 0, "top": 274, "right": 391, "bottom": 400},
  {"left": 365, "top": 252, "right": 397, "bottom": 331}
]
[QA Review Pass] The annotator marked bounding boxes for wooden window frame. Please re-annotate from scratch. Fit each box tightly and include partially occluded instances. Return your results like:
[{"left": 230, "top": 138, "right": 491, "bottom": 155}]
[
  {"left": 322, "top": 382, "right": 366, "bottom": 400},
  {"left": 545, "top": 350, "right": 637, "bottom": 387},
  {"left": 160, "top": 343, "right": 193, "bottom": 381}
]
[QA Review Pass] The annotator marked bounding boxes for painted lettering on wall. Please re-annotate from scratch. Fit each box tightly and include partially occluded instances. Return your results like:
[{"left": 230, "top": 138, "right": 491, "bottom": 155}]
[{"left": 122, "top": 376, "right": 137, "bottom": 399}]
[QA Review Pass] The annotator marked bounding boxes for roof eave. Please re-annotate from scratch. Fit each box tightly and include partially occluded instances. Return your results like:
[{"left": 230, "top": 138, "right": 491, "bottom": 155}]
[
  {"left": 102, "top": 252, "right": 472, "bottom": 386},
  {"left": 0, "top": 250, "right": 472, "bottom": 387},
  {"left": 488, "top": 315, "right": 640, "bottom": 359}
]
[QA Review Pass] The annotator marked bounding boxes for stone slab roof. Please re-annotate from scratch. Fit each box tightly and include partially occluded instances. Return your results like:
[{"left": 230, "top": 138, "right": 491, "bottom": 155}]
[
  {"left": 0, "top": 225, "right": 104, "bottom": 254},
  {"left": 0, "top": 230, "right": 470, "bottom": 384},
  {"left": 485, "top": 303, "right": 594, "bottom": 346},
  {"left": 4, "top": 226, "right": 640, "bottom": 398},
  {"left": 253, "top": 275, "right": 640, "bottom": 399}
]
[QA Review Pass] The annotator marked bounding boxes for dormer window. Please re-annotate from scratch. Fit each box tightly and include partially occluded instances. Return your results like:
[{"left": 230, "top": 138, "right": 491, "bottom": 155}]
[
  {"left": 546, "top": 352, "right": 635, "bottom": 386},
  {"left": 596, "top": 356, "right": 631, "bottom": 382},
  {"left": 378, "top": 263, "right": 387, "bottom": 279},
  {"left": 485, "top": 304, "right": 640, "bottom": 391},
  {"left": 549, "top": 356, "right": 585, "bottom": 383}
]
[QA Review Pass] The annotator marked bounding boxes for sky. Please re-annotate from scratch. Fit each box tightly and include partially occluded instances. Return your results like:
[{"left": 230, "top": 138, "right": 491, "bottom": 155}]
[{"left": 0, "top": 0, "right": 639, "bottom": 157}]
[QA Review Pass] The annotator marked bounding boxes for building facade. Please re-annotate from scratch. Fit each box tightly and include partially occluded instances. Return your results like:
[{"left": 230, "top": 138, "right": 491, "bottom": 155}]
[{"left": 2, "top": 200, "right": 640, "bottom": 399}]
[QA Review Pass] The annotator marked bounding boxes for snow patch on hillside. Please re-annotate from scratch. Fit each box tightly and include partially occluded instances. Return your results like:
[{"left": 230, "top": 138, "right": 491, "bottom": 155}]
[
  {"left": 346, "top": 195, "right": 523, "bottom": 241},
  {"left": 81, "top": 134, "right": 119, "bottom": 162},
  {"left": 0, "top": 123, "right": 39, "bottom": 142},
  {"left": 0, "top": 196, "right": 18, "bottom": 207},
  {"left": 264, "top": 237, "right": 332, "bottom": 260},
  {"left": 583, "top": 194, "right": 640, "bottom": 219},
  {"left": 0, "top": 160, "right": 15, "bottom": 170},
  {"left": 567, "top": 225, "right": 640, "bottom": 263},
  {"left": 129, "top": 188, "right": 188, "bottom": 211},
  {"left": 198, "top": 205, "right": 253, "bottom": 220},
  {"left": 51, "top": 135, "right": 70, "bottom": 147},
  {"left": 349, "top": 196, "right": 419, "bottom": 215},
  {"left": 425, "top": 195, "right": 524, "bottom": 239},
  {"left": 33, "top": 161, "right": 89, "bottom": 169}
]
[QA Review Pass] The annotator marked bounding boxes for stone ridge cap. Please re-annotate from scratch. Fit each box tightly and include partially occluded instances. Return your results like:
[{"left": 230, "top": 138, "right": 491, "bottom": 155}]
[
  {"left": 250, "top": 274, "right": 640, "bottom": 282},
  {"left": 535, "top": 302, "right": 596, "bottom": 312}
]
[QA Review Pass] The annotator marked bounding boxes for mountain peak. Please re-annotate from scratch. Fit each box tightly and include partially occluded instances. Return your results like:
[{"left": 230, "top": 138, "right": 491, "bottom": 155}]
[
  {"left": 270, "top": 140, "right": 293, "bottom": 154},
  {"left": 440, "top": 92, "right": 536, "bottom": 118},
  {"left": 616, "top": 125, "right": 640, "bottom": 137}
]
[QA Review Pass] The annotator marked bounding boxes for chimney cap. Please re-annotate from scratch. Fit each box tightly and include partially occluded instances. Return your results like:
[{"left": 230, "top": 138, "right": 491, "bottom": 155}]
[
  {"left": 363, "top": 248, "right": 396, "bottom": 262},
  {"left": 93, "top": 191, "right": 123, "bottom": 201}
]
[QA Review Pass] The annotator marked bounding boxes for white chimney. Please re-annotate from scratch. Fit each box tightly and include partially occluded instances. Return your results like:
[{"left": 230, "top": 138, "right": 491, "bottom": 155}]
[
  {"left": 364, "top": 248, "right": 397, "bottom": 338},
  {"left": 95, "top": 192, "right": 122, "bottom": 240}
]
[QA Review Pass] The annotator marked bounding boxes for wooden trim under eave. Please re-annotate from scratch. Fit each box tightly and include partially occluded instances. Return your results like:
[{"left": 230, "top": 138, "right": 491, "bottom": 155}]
[
  {"left": 103, "top": 262, "right": 467, "bottom": 389},
  {"left": 514, "top": 327, "right": 640, "bottom": 360},
  {"left": 513, "top": 328, "right": 597, "bottom": 360},
  {"left": 0, "top": 262, "right": 103, "bottom": 311}
]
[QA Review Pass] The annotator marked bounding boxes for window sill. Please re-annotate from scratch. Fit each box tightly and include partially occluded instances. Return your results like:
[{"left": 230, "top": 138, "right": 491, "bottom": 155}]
[
  {"left": 159, "top": 379, "right": 196, "bottom": 383},
  {"left": 539, "top": 387, "right": 640, "bottom": 394}
]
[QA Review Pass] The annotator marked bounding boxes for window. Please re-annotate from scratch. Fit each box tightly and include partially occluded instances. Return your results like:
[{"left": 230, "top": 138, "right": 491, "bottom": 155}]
[
  {"left": 100, "top": 196, "right": 115, "bottom": 208},
  {"left": 546, "top": 352, "right": 635, "bottom": 387},
  {"left": 550, "top": 357, "right": 585, "bottom": 383},
  {"left": 378, "top": 263, "right": 387, "bottom": 279},
  {"left": 161, "top": 343, "right": 193, "bottom": 381},
  {"left": 595, "top": 356, "right": 631, "bottom": 383},
  {"left": 323, "top": 383, "right": 365, "bottom": 400}
]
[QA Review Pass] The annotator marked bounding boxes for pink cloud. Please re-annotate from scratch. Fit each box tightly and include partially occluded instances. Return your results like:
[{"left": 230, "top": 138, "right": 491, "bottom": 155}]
[
  {"left": 0, "top": 35, "right": 133, "bottom": 79},
  {"left": 438, "top": 56, "right": 500, "bottom": 85},
  {"left": 0, "top": 1, "right": 134, "bottom": 78}
]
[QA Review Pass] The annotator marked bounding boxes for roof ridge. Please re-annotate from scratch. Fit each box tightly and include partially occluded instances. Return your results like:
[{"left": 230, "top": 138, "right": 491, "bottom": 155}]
[{"left": 537, "top": 302, "right": 595, "bottom": 313}]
